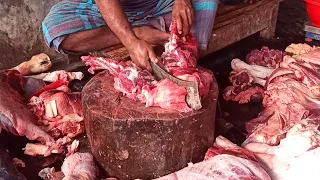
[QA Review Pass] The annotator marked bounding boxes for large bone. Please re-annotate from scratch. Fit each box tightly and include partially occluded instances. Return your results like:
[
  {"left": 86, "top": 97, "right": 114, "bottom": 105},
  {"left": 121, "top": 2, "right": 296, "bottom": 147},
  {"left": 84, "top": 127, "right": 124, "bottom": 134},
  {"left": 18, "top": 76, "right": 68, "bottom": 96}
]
[
  {"left": 11, "top": 53, "right": 52, "bottom": 75},
  {"left": 231, "top": 59, "right": 274, "bottom": 79}
]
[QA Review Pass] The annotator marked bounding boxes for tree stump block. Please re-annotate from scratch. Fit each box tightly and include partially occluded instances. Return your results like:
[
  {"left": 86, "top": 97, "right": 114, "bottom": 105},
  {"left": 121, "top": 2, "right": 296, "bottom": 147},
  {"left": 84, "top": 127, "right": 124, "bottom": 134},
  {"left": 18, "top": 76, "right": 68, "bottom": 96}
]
[{"left": 82, "top": 70, "right": 218, "bottom": 180}]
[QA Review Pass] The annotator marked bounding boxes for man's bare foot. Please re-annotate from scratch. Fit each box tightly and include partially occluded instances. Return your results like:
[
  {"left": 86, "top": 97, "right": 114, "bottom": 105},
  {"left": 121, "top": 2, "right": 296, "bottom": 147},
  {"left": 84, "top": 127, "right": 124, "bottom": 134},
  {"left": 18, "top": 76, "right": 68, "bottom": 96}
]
[{"left": 133, "top": 26, "right": 170, "bottom": 46}]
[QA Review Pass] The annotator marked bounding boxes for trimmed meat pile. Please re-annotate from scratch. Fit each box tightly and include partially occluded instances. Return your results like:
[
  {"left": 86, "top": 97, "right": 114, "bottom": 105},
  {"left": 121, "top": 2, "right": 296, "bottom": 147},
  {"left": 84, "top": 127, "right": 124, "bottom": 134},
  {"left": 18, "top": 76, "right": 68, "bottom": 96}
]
[
  {"left": 243, "top": 52, "right": 320, "bottom": 146},
  {"left": 223, "top": 47, "right": 281, "bottom": 104},
  {"left": 154, "top": 136, "right": 271, "bottom": 180},
  {"left": 223, "top": 44, "right": 320, "bottom": 179},
  {"left": 82, "top": 21, "right": 213, "bottom": 112}
]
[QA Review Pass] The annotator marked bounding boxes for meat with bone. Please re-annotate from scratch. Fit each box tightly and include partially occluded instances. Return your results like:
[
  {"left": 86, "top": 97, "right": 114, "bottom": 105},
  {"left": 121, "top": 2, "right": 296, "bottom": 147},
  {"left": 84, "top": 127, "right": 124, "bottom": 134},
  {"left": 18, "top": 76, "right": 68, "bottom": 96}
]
[
  {"left": 82, "top": 21, "right": 213, "bottom": 112},
  {"left": 244, "top": 113, "right": 320, "bottom": 180},
  {"left": 154, "top": 136, "right": 271, "bottom": 180},
  {"left": 26, "top": 70, "right": 84, "bottom": 82},
  {"left": 245, "top": 46, "right": 286, "bottom": 68},
  {"left": 39, "top": 152, "right": 98, "bottom": 180},
  {"left": 26, "top": 80, "right": 84, "bottom": 156},
  {"left": 161, "top": 21, "right": 198, "bottom": 69},
  {"left": 231, "top": 58, "right": 274, "bottom": 81},
  {"left": 223, "top": 59, "right": 272, "bottom": 104},
  {"left": 10, "top": 53, "right": 52, "bottom": 75},
  {"left": 0, "top": 81, "right": 54, "bottom": 145},
  {"left": 243, "top": 50, "right": 320, "bottom": 146}
]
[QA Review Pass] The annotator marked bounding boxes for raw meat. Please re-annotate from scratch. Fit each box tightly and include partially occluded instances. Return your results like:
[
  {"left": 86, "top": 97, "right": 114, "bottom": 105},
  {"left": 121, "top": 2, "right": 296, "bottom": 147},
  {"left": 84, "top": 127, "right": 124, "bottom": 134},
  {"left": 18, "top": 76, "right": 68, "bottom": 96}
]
[
  {"left": 27, "top": 70, "right": 84, "bottom": 82},
  {"left": 144, "top": 79, "right": 191, "bottom": 111},
  {"left": 82, "top": 21, "right": 213, "bottom": 112},
  {"left": 244, "top": 113, "right": 320, "bottom": 180},
  {"left": 39, "top": 167, "right": 64, "bottom": 180},
  {"left": 24, "top": 136, "right": 72, "bottom": 157},
  {"left": 162, "top": 21, "right": 212, "bottom": 98},
  {"left": 82, "top": 56, "right": 191, "bottom": 112},
  {"left": 298, "top": 47, "right": 320, "bottom": 65},
  {"left": 61, "top": 153, "right": 98, "bottom": 180},
  {"left": 39, "top": 153, "right": 98, "bottom": 180},
  {"left": 0, "top": 81, "right": 54, "bottom": 145},
  {"left": 245, "top": 46, "right": 286, "bottom": 68},
  {"left": 0, "top": 70, "right": 26, "bottom": 95},
  {"left": 244, "top": 53, "right": 320, "bottom": 146},
  {"left": 162, "top": 21, "right": 198, "bottom": 69},
  {"left": 223, "top": 59, "right": 272, "bottom": 104},
  {"left": 28, "top": 80, "right": 84, "bottom": 139},
  {"left": 26, "top": 80, "right": 84, "bottom": 156},
  {"left": 223, "top": 84, "right": 264, "bottom": 104},
  {"left": 154, "top": 136, "right": 271, "bottom": 180}
]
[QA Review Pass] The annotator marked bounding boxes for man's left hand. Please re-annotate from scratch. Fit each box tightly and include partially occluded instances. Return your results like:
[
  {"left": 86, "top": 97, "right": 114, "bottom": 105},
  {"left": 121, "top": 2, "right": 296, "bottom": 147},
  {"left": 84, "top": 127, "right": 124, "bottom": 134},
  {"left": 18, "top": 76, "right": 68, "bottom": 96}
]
[{"left": 172, "top": 0, "right": 194, "bottom": 36}]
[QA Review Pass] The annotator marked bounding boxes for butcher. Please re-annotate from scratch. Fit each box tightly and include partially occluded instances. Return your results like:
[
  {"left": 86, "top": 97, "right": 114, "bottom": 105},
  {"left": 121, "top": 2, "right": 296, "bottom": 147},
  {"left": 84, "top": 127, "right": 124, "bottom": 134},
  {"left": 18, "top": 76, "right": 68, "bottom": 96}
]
[{"left": 42, "top": 0, "right": 218, "bottom": 71}]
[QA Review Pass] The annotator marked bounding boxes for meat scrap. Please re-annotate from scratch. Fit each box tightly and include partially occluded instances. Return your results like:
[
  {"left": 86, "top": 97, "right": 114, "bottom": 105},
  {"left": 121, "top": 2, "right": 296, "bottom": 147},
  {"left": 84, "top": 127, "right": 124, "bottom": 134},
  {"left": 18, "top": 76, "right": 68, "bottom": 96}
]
[
  {"left": 12, "top": 158, "right": 25, "bottom": 168},
  {"left": 82, "top": 21, "right": 213, "bottom": 112},
  {"left": 39, "top": 152, "right": 98, "bottom": 180},
  {"left": 26, "top": 70, "right": 84, "bottom": 82},
  {"left": 245, "top": 46, "right": 286, "bottom": 68},
  {"left": 223, "top": 58, "right": 273, "bottom": 104},
  {"left": 154, "top": 136, "right": 271, "bottom": 180}
]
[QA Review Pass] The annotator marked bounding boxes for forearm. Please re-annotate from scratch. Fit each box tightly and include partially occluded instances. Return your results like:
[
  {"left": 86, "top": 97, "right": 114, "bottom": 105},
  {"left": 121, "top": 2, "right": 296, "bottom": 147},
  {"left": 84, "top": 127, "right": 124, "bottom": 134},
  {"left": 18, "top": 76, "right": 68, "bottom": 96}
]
[{"left": 96, "top": 0, "right": 138, "bottom": 47}]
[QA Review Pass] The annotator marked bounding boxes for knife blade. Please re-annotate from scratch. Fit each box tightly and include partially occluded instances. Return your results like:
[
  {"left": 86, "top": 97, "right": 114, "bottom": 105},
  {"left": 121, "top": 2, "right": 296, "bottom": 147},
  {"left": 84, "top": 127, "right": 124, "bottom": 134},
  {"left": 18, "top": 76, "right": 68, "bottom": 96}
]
[{"left": 149, "top": 60, "right": 202, "bottom": 111}]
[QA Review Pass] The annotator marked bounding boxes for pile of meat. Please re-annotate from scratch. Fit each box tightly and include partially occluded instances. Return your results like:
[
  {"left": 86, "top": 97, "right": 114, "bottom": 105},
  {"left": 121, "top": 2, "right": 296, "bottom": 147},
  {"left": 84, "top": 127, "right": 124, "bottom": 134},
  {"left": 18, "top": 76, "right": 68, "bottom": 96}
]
[
  {"left": 0, "top": 69, "right": 86, "bottom": 157},
  {"left": 223, "top": 43, "right": 320, "bottom": 179},
  {"left": 223, "top": 46, "right": 284, "bottom": 104},
  {"left": 81, "top": 21, "right": 213, "bottom": 112}
]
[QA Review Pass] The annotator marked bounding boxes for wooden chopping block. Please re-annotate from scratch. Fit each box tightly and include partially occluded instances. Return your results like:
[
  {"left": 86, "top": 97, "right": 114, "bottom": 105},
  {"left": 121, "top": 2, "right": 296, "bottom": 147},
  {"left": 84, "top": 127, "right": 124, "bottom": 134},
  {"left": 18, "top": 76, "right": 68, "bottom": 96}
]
[{"left": 82, "top": 70, "right": 219, "bottom": 180}]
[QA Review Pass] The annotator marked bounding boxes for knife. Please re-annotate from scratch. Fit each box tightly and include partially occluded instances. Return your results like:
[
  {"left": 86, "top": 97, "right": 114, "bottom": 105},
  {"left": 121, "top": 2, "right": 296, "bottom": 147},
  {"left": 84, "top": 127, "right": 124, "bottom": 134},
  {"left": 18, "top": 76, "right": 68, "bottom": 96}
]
[{"left": 149, "top": 60, "right": 202, "bottom": 111}]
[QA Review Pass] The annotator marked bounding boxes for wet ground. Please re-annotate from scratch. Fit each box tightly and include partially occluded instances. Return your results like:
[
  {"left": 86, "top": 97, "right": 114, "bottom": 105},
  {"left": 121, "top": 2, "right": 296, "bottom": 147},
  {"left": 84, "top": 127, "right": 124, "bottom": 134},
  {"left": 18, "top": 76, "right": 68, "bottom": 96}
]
[{"left": 1, "top": 0, "right": 320, "bottom": 179}]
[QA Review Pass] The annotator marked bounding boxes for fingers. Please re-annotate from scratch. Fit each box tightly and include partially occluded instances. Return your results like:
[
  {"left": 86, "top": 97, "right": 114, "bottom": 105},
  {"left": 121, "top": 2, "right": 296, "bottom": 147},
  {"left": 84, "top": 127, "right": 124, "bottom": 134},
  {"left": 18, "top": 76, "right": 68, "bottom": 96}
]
[
  {"left": 181, "top": 11, "right": 190, "bottom": 36},
  {"left": 176, "top": 15, "right": 183, "bottom": 35},
  {"left": 174, "top": 8, "right": 193, "bottom": 36}
]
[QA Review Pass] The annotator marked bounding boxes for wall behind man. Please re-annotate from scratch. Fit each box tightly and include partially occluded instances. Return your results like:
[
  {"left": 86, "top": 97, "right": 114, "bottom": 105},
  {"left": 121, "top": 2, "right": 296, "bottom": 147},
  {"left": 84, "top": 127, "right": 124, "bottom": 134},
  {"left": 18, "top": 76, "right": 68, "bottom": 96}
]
[{"left": 0, "top": 0, "right": 62, "bottom": 69}]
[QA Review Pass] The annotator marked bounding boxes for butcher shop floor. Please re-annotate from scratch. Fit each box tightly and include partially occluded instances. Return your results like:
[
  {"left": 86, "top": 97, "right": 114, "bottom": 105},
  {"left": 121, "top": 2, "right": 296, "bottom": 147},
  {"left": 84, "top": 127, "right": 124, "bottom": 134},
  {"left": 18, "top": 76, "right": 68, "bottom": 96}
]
[{"left": 1, "top": 0, "right": 320, "bottom": 179}]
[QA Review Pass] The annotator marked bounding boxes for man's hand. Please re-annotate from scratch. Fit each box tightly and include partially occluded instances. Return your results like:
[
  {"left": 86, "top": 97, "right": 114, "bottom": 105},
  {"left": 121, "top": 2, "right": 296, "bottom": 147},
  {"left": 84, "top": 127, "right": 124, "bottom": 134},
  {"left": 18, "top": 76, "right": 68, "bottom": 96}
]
[
  {"left": 127, "top": 39, "right": 158, "bottom": 71},
  {"left": 172, "top": 0, "right": 194, "bottom": 36}
]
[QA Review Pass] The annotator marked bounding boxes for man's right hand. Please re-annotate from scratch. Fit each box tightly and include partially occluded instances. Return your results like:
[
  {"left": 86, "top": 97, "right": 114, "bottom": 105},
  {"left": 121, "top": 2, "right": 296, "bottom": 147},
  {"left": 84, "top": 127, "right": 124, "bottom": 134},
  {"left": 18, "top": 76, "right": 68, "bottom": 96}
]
[{"left": 127, "top": 39, "right": 158, "bottom": 72}]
